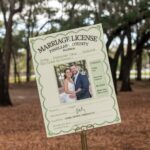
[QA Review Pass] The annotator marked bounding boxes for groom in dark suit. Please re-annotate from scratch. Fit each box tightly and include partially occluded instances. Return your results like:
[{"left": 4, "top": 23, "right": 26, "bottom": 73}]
[{"left": 70, "top": 64, "right": 91, "bottom": 100}]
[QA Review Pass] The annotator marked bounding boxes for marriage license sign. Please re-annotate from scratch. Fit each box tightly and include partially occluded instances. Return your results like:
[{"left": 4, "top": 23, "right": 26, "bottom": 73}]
[{"left": 29, "top": 24, "right": 121, "bottom": 137}]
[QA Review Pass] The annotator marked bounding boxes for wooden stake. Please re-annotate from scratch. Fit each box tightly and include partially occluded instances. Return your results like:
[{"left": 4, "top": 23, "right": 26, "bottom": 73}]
[{"left": 81, "top": 130, "right": 88, "bottom": 150}]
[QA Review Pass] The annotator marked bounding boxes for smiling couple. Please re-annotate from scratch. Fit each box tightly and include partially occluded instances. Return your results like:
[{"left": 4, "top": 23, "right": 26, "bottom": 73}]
[{"left": 60, "top": 64, "right": 91, "bottom": 103}]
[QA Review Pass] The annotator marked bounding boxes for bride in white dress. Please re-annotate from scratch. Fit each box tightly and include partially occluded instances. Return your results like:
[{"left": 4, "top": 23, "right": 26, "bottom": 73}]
[{"left": 60, "top": 68, "right": 80, "bottom": 103}]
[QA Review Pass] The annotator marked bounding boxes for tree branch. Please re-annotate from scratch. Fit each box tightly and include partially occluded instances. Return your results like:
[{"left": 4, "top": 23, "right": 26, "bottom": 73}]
[
  {"left": 136, "top": 30, "right": 150, "bottom": 55},
  {"left": 106, "top": 10, "right": 150, "bottom": 49},
  {"left": 0, "top": 0, "right": 8, "bottom": 28},
  {"left": 36, "top": 19, "right": 60, "bottom": 36},
  {"left": 12, "top": 0, "right": 24, "bottom": 14}
]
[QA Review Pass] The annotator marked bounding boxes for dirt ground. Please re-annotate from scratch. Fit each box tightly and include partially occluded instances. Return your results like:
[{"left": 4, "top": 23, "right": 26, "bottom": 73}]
[{"left": 0, "top": 81, "right": 150, "bottom": 150}]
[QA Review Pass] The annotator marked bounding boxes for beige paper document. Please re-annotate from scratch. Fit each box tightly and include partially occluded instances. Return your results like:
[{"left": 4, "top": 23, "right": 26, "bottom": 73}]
[{"left": 29, "top": 24, "right": 121, "bottom": 137}]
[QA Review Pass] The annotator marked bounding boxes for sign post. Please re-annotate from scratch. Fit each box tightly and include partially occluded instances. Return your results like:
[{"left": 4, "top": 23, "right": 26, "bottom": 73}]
[
  {"left": 29, "top": 24, "right": 121, "bottom": 142},
  {"left": 75, "top": 125, "right": 94, "bottom": 150},
  {"left": 81, "top": 130, "right": 88, "bottom": 150}
]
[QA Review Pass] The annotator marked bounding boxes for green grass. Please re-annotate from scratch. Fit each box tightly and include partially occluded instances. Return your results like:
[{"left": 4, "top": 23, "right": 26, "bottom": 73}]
[{"left": 9, "top": 75, "right": 36, "bottom": 83}]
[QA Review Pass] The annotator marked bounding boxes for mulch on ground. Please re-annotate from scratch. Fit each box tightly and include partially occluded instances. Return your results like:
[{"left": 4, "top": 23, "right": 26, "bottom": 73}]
[{"left": 0, "top": 81, "right": 150, "bottom": 150}]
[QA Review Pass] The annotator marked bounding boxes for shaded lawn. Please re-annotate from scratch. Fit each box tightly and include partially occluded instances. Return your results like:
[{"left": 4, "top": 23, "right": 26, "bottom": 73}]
[{"left": 0, "top": 81, "right": 150, "bottom": 150}]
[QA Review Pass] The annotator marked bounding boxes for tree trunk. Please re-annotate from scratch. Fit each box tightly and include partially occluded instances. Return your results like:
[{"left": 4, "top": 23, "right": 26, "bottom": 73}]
[
  {"left": 109, "top": 33, "right": 125, "bottom": 93},
  {"left": 14, "top": 61, "right": 17, "bottom": 83},
  {"left": 136, "top": 54, "right": 142, "bottom": 81},
  {"left": 109, "top": 57, "right": 117, "bottom": 93},
  {"left": 148, "top": 53, "right": 150, "bottom": 81},
  {"left": 118, "top": 54, "right": 124, "bottom": 80},
  {"left": 120, "top": 28, "right": 133, "bottom": 91},
  {"left": 0, "top": 63, "right": 12, "bottom": 106},
  {"left": 120, "top": 56, "right": 132, "bottom": 91},
  {"left": 25, "top": 8, "right": 32, "bottom": 82},
  {"left": 0, "top": 50, "right": 11, "bottom": 106},
  {"left": 0, "top": 0, "right": 24, "bottom": 106},
  {"left": 135, "top": 31, "right": 150, "bottom": 81},
  {"left": 26, "top": 48, "right": 31, "bottom": 82},
  {"left": 54, "top": 67, "right": 61, "bottom": 88},
  {"left": 0, "top": 13, "right": 13, "bottom": 106},
  {"left": 12, "top": 51, "right": 21, "bottom": 83}
]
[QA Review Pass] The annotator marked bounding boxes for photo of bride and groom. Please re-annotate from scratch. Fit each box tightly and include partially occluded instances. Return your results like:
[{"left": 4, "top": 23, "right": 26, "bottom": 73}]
[{"left": 54, "top": 61, "right": 92, "bottom": 103}]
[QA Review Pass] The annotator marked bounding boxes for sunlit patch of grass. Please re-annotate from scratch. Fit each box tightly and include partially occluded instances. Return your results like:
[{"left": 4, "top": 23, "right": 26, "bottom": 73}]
[{"left": 9, "top": 75, "right": 36, "bottom": 83}]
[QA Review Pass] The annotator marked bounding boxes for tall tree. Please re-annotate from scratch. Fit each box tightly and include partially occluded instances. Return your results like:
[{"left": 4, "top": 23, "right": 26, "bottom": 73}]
[
  {"left": 0, "top": 0, "right": 24, "bottom": 106},
  {"left": 20, "top": 0, "right": 57, "bottom": 82},
  {"left": 109, "top": 33, "right": 125, "bottom": 92},
  {"left": 120, "top": 27, "right": 133, "bottom": 91}
]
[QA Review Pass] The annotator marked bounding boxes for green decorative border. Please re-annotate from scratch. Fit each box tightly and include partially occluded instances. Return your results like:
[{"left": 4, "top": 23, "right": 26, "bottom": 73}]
[{"left": 30, "top": 24, "right": 120, "bottom": 137}]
